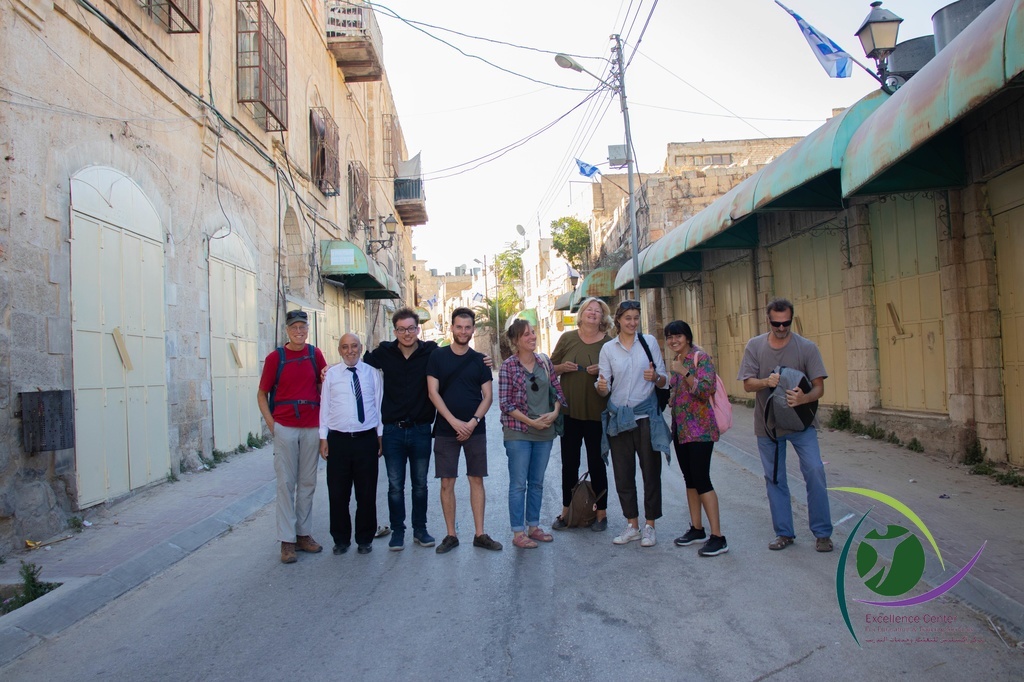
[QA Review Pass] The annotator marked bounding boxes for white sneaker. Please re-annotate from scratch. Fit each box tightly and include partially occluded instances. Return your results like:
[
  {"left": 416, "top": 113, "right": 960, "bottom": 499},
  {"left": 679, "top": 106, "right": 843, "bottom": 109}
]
[
  {"left": 613, "top": 524, "right": 641, "bottom": 545},
  {"left": 640, "top": 524, "right": 656, "bottom": 547}
]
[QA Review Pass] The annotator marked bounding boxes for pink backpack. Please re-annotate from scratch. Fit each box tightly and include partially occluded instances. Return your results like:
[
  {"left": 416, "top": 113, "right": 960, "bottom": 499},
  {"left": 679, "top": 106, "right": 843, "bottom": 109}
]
[{"left": 696, "top": 351, "right": 732, "bottom": 435}]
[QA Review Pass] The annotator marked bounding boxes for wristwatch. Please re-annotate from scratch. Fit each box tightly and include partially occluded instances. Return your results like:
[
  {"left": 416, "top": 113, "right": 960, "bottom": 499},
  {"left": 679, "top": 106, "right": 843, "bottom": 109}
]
[
  {"left": 684, "top": 371, "right": 691, "bottom": 378},
  {"left": 471, "top": 416, "right": 481, "bottom": 423}
]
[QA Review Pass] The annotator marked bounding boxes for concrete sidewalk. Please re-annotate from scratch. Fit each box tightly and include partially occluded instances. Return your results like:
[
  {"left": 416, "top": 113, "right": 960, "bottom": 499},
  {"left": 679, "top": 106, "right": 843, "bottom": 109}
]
[
  {"left": 718, "top": 404, "right": 1024, "bottom": 639},
  {"left": 0, "top": 404, "right": 1020, "bottom": 667}
]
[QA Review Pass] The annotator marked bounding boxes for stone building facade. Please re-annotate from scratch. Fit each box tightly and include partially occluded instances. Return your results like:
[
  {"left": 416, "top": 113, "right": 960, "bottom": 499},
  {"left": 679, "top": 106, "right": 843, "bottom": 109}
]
[{"left": 0, "top": 0, "right": 423, "bottom": 546}]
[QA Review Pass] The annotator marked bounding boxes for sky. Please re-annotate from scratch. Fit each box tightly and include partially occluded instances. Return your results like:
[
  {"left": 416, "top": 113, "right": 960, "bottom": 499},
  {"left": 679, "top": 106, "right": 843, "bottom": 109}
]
[{"left": 372, "top": 0, "right": 948, "bottom": 274}]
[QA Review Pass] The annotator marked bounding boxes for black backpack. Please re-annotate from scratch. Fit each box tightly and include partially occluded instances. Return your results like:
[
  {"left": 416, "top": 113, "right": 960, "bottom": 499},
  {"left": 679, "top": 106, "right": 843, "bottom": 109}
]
[{"left": 268, "top": 345, "right": 320, "bottom": 418}]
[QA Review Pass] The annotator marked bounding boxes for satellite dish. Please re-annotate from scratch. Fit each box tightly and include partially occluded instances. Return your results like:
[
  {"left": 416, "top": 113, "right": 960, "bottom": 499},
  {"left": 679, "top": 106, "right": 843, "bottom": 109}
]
[{"left": 516, "top": 224, "right": 526, "bottom": 236}]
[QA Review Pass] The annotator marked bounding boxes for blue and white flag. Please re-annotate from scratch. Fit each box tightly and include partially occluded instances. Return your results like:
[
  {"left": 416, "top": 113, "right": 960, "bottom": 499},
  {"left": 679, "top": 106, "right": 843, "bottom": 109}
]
[
  {"left": 575, "top": 158, "right": 601, "bottom": 178},
  {"left": 775, "top": 1, "right": 853, "bottom": 79},
  {"left": 567, "top": 264, "right": 581, "bottom": 280},
  {"left": 471, "top": 292, "right": 484, "bottom": 303},
  {"left": 425, "top": 296, "right": 437, "bottom": 309}
]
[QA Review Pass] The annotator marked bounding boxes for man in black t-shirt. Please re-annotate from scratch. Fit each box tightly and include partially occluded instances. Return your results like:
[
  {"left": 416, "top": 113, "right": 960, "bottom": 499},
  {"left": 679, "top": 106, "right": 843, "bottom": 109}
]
[{"left": 426, "top": 307, "right": 502, "bottom": 554}]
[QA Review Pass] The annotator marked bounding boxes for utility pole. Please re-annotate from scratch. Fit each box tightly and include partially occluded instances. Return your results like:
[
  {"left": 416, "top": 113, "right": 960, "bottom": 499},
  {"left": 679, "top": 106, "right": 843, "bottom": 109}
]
[{"left": 611, "top": 34, "right": 641, "bottom": 309}]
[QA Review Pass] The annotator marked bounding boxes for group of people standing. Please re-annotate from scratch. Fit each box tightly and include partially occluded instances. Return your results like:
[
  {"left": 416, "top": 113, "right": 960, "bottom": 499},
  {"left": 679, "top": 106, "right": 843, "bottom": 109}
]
[{"left": 258, "top": 296, "right": 834, "bottom": 564}]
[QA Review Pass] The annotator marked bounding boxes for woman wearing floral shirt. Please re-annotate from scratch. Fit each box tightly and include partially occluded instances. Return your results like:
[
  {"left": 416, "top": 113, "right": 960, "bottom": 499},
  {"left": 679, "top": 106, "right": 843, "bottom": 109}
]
[{"left": 665, "top": 320, "right": 727, "bottom": 557}]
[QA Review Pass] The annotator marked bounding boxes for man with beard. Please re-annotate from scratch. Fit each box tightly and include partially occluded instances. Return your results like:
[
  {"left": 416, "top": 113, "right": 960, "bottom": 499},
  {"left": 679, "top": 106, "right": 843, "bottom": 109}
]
[{"left": 426, "top": 307, "right": 502, "bottom": 553}]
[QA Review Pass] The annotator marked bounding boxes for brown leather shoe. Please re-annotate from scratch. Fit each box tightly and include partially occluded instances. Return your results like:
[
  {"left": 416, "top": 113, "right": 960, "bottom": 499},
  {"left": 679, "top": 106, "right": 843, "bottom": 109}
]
[
  {"left": 296, "top": 535, "right": 323, "bottom": 553},
  {"left": 768, "top": 535, "right": 795, "bottom": 551},
  {"left": 281, "top": 542, "right": 297, "bottom": 564}
]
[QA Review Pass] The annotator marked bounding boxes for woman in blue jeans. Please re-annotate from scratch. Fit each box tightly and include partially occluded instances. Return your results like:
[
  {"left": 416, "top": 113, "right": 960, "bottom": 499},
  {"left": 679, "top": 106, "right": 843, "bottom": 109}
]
[{"left": 499, "top": 319, "right": 567, "bottom": 549}]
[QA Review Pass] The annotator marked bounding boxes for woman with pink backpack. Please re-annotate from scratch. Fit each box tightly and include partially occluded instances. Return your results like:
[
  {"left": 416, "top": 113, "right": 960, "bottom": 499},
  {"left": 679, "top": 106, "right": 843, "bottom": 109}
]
[{"left": 665, "top": 320, "right": 728, "bottom": 557}]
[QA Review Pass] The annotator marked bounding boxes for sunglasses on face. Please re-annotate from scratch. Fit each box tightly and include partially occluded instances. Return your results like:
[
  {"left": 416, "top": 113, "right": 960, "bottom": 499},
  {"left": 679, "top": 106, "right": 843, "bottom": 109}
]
[
  {"left": 529, "top": 376, "right": 539, "bottom": 392},
  {"left": 619, "top": 300, "right": 641, "bottom": 311},
  {"left": 769, "top": 319, "right": 793, "bottom": 328}
]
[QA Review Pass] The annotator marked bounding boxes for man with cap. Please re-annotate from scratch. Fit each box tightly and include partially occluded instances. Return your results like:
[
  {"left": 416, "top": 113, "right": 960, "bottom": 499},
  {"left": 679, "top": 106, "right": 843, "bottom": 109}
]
[{"left": 258, "top": 309, "right": 329, "bottom": 564}]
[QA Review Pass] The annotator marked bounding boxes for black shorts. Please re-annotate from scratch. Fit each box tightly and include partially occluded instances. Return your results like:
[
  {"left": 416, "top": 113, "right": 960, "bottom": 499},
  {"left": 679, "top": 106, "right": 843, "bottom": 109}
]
[{"left": 433, "top": 433, "right": 488, "bottom": 478}]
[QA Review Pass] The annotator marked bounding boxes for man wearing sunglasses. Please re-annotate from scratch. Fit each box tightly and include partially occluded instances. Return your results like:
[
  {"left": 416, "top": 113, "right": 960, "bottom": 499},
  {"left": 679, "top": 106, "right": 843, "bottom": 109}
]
[{"left": 738, "top": 298, "right": 833, "bottom": 553}]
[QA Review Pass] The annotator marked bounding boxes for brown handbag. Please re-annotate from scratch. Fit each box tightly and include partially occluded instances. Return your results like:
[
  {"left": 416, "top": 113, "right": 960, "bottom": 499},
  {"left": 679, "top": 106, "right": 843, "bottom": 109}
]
[{"left": 564, "top": 472, "right": 607, "bottom": 528}]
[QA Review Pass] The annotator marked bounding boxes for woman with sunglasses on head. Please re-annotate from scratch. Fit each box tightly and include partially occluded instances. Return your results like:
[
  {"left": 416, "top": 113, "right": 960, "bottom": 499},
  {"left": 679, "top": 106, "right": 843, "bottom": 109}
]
[
  {"left": 596, "top": 300, "right": 673, "bottom": 547},
  {"left": 550, "top": 297, "right": 613, "bottom": 531},
  {"left": 499, "top": 319, "right": 567, "bottom": 548},
  {"left": 664, "top": 320, "right": 727, "bottom": 557}
]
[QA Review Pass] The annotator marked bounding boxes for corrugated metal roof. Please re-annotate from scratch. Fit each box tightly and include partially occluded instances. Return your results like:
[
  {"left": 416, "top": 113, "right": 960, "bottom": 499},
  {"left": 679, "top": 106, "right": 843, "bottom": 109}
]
[{"left": 842, "top": 0, "right": 1023, "bottom": 196}]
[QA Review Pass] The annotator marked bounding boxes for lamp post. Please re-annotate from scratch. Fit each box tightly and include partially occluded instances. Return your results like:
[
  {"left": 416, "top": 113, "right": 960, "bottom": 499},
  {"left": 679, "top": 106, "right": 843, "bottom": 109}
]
[
  {"left": 855, "top": 1, "right": 904, "bottom": 93},
  {"left": 556, "top": 35, "right": 641, "bottom": 309},
  {"left": 474, "top": 256, "right": 499, "bottom": 360}
]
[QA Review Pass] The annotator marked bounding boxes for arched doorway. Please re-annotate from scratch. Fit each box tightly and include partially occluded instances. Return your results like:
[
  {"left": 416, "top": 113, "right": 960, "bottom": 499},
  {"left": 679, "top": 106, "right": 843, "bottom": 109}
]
[{"left": 70, "top": 166, "right": 171, "bottom": 507}]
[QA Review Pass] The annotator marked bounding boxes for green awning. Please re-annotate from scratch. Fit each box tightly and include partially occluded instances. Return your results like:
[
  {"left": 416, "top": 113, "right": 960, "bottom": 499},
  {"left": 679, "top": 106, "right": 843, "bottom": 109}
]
[
  {"left": 575, "top": 267, "right": 618, "bottom": 300},
  {"left": 320, "top": 240, "right": 399, "bottom": 298},
  {"left": 842, "top": 0, "right": 1023, "bottom": 196},
  {"left": 506, "top": 308, "right": 539, "bottom": 330},
  {"left": 753, "top": 90, "right": 888, "bottom": 210},
  {"left": 614, "top": 259, "right": 666, "bottom": 291},
  {"left": 554, "top": 290, "right": 574, "bottom": 311}
]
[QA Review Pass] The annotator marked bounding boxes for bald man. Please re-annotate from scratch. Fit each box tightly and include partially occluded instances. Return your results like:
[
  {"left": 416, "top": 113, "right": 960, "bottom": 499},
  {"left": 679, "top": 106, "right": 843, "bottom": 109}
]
[{"left": 319, "top": 334, "right": 384, "bottom": 555}]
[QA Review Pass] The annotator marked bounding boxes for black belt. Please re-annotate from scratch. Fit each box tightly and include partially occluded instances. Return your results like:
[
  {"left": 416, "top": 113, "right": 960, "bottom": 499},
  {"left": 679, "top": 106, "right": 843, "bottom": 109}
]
[
  {"left": 388, "top": 419, "right": 431, "bottom": 429},
  {"left": 329, "top": 428, "right": 377, "bottom": 438}
]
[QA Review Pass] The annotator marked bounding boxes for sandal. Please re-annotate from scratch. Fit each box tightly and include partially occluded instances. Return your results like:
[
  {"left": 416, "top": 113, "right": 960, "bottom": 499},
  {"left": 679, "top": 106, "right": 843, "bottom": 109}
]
[
  {"left": 768, "top": 535, "right": 794, "bottom": 551},
  {"left": 528, "top": 527, "right": 553, "bottom": 543},
  {"left": 374, "top": 525, "right": 391, "bottom": 538},
  {"left": 513, "top": 533, "right": 538, "bottom": 549}
]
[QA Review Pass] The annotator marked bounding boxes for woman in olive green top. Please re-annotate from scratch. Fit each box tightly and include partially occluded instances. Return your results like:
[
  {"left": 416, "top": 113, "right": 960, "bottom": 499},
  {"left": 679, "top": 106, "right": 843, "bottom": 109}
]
[{"left": 550, "top": 297, "right": 614, "bottom": 531}]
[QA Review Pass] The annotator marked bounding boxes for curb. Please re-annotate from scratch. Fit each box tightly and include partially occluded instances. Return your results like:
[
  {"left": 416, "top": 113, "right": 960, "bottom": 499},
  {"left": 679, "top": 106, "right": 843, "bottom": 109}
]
[
  {"left": 713, "top": 438, "right": 1024, "bottom": 637},
  {"left": 0, "top": 481, "right": 276, "bottom": 667}
]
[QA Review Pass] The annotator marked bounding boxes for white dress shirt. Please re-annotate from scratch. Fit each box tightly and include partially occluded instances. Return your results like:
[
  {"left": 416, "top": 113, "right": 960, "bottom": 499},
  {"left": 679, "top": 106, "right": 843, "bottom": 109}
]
[
  {"left": 318, "top": 360, "right": 384, "bottom": 439},
  {"left": 598, "top": 333, "right": 667, "bottom": 409}
]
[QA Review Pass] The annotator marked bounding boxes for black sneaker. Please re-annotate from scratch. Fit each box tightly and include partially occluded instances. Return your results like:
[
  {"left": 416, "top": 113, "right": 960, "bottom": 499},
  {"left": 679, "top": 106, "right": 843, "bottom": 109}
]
[
  {"left": 435, "top": 535, "right": 460, "bottom": 554},
  {"left": 698, "top": 534, "right": 729, "bottom": 557},
  {"left": 472, "top": 533, "right": 503, "bottom": 551},
  {"left": 674, "top": 526, "right": 707, "bottom": 547}
]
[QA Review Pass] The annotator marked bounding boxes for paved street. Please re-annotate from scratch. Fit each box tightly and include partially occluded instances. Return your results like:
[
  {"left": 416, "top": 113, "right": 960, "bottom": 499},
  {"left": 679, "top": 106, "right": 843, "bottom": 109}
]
[{"left": 1, "top": 401, "right": 1022, "bottom": 680}]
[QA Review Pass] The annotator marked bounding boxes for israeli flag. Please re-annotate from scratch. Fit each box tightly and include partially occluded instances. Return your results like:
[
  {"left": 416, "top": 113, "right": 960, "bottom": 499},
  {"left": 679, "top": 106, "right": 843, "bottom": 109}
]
[
  {"left": 472, "top": 292, "right": 484, "bottom": 303},
  {"left": 567, "top": 264, "right": 581, "bottom": 280},
  {"left": 575, "top": 158, "right": 601, "bottom": 178},
  {"left": 425, "top": 296, "right": 437, "bottom": 309},
  {"left": 775, "top": 1, "right": 852, "bottom": 79}
]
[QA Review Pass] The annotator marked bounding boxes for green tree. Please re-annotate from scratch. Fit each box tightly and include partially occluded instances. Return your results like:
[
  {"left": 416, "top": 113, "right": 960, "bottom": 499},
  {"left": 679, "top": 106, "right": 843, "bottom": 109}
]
[
  {"left": 550, "top": 216, "right": 591, "bottom": 271},
  {"left": 494, "top": 243, "right": 524, "bottom": 293},
  {"left": 473, "top": 293, "right": 520, "bottom": 359}
]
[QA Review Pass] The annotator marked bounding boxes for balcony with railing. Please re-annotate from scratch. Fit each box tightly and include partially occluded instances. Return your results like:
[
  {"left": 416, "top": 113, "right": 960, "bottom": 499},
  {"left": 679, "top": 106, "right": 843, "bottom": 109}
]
[
  {"left": 325, "top": 1, "right": 383, "bottom": 82},
  {"left": 394, "top": 178, "right": 428, "bottom": 226}
]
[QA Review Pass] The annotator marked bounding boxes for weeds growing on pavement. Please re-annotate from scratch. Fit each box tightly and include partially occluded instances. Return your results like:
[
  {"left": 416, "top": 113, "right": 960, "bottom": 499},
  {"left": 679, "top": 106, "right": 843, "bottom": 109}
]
[
  {"left": 971, "top": 461, "right": 996, "bottom": 476},
  {"left": 964, "top": 439, "right": 986, "bottom": 466},
  {"left": 994, "top": 470, "right": 1024, "bottom": 487},
  {"left": 0, "top": 562, "right": 60, "bottom": 615},
  {"left": 68, "top": 516, "right": 84, "bottom": 533},
  {"left": 247, "top": 432, "right": 268, "bottom": 449},
  {"left": 827, "top": 405, "right": 852, "bottom": 431},
  {"left": 212, "top": 449, "right": 229, "bottom": 464},
  {"left": 887, "top": 431, "right": 902, "bottom": 446},
  {"left": 907, "top": 438, "right": 924, "bottom": 452},
  {"left": 167, "top": 469, "right": 179, "bottom": 483}
]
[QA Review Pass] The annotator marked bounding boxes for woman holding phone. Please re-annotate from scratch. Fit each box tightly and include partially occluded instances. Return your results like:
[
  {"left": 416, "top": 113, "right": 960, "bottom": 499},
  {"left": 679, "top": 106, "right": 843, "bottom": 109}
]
[{"left": 550, "top": 297, "right": 613, "bottom": 531}]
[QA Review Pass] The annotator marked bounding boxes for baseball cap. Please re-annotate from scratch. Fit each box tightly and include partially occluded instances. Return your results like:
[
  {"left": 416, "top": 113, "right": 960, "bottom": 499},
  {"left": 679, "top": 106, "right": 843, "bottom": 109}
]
[{"left": 285, "top": 310, "right": 308, "bottom": 326}]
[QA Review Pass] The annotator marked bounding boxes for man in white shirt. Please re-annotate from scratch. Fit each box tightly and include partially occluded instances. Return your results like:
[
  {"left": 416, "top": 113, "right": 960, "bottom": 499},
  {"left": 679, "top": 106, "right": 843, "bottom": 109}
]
[{"left": 319, "top": 333, "right": 384, "bottom": 555}]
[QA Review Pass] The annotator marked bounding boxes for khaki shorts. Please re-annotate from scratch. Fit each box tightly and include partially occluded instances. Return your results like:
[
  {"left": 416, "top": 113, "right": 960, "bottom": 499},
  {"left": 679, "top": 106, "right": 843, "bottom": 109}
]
[{"left": 433, "top": 433, "right": 488, "bottom": 478}]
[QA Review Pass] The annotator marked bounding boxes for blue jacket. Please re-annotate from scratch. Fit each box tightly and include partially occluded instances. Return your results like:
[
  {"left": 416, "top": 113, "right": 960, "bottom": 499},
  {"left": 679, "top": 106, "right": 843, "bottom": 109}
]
[{"left": 600, "top": 391, "right": 673, "bottom": 461}]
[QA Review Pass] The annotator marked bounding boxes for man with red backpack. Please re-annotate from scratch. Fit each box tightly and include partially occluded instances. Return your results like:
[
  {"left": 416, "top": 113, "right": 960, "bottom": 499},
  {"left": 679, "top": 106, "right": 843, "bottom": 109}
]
[{"left": 258, "top": 310, "right": 328, "bottom": 564}]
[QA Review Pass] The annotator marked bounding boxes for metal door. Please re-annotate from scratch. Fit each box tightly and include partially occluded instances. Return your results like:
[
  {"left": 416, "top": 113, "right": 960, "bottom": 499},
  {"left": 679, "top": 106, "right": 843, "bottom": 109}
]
[
  {"left": 209, "top": 236, "right": 260, "bottom": 452},
  {"left": 870, "top": 195, "right": 946, "bottom": 412},
  {"left": 668, "top": 281, "right": 703, "bottom": 354},
  {"left": 710, "top": 260, "right": 756, "bottom": 399},
  {"left": 70, "top": 168, "right": 170, "bottom": 507},
  {"left": 770, "top": 230, "right": 849, "bottom": 406},
  {"left": 991, "top": 164, "right": 1024, "bottom": 465}
]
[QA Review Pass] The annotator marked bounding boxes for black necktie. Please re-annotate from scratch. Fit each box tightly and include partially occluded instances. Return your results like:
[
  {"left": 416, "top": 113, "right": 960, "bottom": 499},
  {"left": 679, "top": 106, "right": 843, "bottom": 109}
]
[{"left": 347, "top": 367, "right": 365, "bottom": 423}]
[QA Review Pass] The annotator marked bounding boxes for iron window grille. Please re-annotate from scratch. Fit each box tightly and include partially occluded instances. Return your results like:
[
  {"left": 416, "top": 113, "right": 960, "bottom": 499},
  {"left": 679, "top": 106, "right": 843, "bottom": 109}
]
[
  {"left": 310, "top": 107, "right": 340, "bottom": 197},
  {"left": 348, "top": 160, "right": 369, "bottom": 235},
  {"left": 140, "top": 0, "right": 200, "bottom": 33},
  {"left": 237, "top": 0, "right": 288, "bottom": 132}
]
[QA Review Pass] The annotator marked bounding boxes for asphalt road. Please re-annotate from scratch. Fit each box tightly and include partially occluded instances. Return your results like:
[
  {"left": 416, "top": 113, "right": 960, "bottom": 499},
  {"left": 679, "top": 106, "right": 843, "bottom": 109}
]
[{"left": 2, "top": 402, "right": 1021, "bottom": 681}]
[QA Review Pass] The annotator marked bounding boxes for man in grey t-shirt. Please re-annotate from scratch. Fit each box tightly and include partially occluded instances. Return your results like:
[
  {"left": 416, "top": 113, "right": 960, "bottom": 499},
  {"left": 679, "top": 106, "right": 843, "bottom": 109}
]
[{"left": 737, "top": 298, "right": 833, "bottom": 553}]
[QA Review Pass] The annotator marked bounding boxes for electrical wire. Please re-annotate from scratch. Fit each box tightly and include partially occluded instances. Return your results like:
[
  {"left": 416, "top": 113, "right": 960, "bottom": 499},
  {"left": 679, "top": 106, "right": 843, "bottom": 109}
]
[
  {"left": 629, "top": 100, "right": 825, "bottom": 123},
  {"left": 350, "top": 0, "right": 595, "bottom": 92}
]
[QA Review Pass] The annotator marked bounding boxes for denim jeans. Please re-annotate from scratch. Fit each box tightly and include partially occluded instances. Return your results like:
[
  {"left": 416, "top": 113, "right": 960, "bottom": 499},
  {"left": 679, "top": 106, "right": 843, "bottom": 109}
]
[
  {"left": 504, "top": 439, "right": 553, "bottom": 532},
  {"left": 382, "top": 423, "right": 432, "bottom": 534},
  {"left": 757, "top": 427, "right": 833, "bottom": 539}
]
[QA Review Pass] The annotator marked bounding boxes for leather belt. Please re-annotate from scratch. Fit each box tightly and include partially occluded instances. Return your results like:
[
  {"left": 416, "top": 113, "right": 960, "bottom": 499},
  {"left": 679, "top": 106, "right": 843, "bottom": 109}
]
[
  {"left": 330, "top": 428, "right": 376, "bottom": 438},
  {"left": 389, "top": 419, "right": 430, "bottom": 429}
]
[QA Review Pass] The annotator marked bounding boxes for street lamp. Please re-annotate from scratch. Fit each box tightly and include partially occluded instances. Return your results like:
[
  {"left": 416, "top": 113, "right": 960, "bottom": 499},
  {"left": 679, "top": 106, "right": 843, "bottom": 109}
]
[
  {"left": 366, "top": 213, "right": 399, "bottom": 255},
  {"left": 855, "top": 1, "right": 904, "bottom": 93},
  {"left": 556, "top": 36, "right": 642, "bottom": 310},
  {"left": 473, "top": 256, "right": 500, "bottom": 360}
]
